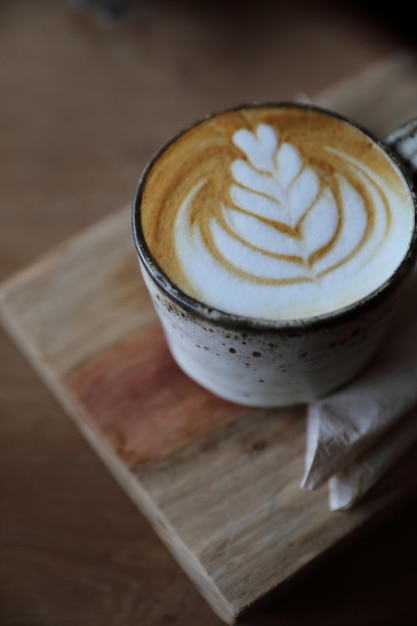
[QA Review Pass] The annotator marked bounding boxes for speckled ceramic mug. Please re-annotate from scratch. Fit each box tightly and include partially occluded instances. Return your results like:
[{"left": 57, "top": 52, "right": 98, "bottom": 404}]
[{"left": 132, "top": 103, "right": 417, "bottom": 407}]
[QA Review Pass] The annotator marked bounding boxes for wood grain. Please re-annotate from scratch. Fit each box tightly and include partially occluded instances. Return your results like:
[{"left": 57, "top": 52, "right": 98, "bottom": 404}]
[
  {"left": 68, "top": 325, "right": 248, "bottom": 467},
  {"left": 2, "top": 52, "right": 417, "bottom": 623}
]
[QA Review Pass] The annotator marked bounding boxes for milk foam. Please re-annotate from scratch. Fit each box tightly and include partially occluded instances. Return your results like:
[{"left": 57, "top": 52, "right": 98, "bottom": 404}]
[{"left": 141, "top": 107, "right": 415, "bottom": 320}]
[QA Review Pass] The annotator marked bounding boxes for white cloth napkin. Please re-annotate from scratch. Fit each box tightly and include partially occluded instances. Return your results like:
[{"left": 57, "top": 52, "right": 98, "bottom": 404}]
[{"left": 301, "top": 267, "right": 417, "bottom": 510}]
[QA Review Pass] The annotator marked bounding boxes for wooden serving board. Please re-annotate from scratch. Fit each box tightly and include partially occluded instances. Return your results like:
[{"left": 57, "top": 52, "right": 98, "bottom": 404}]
[{"left": 2, "top": 53, "right": 417, "bottom": 624}]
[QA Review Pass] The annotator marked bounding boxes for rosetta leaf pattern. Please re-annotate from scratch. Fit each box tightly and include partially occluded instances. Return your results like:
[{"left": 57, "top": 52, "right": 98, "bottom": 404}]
[
  {"left": 172, "top": 119, "right": 394, "bottom": 319},
  {"left": 228, "top": 123, "right": 338, "bottom": 273}
]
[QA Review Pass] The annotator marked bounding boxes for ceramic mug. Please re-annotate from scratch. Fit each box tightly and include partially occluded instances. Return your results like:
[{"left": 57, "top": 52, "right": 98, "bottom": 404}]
[{"left": 132, "top": 103, "right": 417, "bottom": 407}]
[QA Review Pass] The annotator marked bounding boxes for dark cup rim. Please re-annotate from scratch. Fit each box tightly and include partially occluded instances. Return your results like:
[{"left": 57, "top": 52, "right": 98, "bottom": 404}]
[{"left": 132, "top": 101, "right": 417, "bottom": 332}]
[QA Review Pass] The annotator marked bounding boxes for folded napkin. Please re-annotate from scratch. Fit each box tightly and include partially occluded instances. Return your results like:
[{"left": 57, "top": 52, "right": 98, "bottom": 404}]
[{"left": 301, "top": 267, "right": 417, "bottom": 510}]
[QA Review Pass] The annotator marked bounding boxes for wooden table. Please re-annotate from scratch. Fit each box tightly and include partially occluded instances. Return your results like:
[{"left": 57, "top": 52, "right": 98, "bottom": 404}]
[{"left": 2, "top": 2, "right": 417, "bottom": 625}]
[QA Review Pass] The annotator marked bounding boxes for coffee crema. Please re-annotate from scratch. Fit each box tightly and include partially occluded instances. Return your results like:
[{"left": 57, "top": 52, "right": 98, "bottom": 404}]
[{"left": 139, "top": 105, "right": 415, "bottom": 320}]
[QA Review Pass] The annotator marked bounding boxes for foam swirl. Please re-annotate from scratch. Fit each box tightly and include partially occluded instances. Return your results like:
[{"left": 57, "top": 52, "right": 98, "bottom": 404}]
[{"left": 141, "top": 106, "right": 414, "bottom": 320}]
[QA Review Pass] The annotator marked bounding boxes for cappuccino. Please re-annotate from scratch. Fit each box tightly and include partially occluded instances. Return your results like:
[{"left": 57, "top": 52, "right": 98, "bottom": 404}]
[
  {"left": 133, "top": 104, "right": 417, "bottom": 406},
  {"left": 139, "top": 105, "right": 414, "bottom": 320}
]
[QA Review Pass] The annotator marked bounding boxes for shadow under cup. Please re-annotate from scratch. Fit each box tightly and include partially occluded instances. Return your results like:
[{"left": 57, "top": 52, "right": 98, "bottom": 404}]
[{"left": 132, "top": 103, "right": 417, "bottom": 408}]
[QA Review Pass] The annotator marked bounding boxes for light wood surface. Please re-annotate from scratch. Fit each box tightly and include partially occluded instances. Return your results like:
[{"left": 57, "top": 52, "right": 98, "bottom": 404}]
[{"left": 2, "top": 3, "right": 417, "bottom": 625}]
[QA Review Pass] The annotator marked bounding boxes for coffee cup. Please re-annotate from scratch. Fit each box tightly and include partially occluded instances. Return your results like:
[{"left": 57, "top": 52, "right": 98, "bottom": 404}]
[{"left": 132, "top": 103, "right": 417, "bottom": 407}]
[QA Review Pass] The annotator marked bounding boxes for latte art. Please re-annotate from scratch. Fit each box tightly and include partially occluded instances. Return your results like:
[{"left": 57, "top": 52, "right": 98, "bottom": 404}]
[
  {"left": 140, "top": 105, "right": 414, "bottom": 320},
  {"left": 176, "top": 125, "right": 387, "bottom": 287}
]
